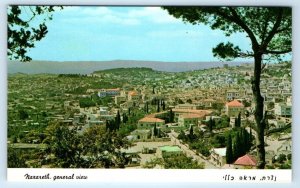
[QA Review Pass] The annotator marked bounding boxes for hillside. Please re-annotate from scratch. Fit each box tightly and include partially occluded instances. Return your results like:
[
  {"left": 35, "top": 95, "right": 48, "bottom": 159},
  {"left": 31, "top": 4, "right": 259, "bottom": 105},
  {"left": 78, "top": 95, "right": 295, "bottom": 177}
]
[{"left": 7, "top": 60, "right": 250, "bottom": 74}]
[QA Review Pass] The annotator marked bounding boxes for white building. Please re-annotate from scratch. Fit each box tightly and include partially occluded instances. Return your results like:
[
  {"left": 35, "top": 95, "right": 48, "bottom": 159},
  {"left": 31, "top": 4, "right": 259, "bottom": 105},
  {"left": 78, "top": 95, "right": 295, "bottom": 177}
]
[
  {"left": 98, "top": 88, "right": 120, "bottom": 98},
  {"left": 274, "top": 103, "right": 292, "bottom": 117},
  {"left": 226, "top": 89, "right": 240, "bottom": 101}
]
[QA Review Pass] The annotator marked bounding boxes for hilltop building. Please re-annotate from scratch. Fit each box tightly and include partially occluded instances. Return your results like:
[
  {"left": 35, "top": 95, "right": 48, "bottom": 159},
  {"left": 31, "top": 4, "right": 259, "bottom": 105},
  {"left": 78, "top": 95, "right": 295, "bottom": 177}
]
[
  {"left": 225, "top": 100, "right": 244, "bottom": 117},
  {"left": 98, "top": 88, "right": 120, "bottom": 97},
  {"left": 138, "top": 117, "right": 165, "bottom": 129},
  {"left": 226, "top": 89, "right": 240, "bottom": 101}
]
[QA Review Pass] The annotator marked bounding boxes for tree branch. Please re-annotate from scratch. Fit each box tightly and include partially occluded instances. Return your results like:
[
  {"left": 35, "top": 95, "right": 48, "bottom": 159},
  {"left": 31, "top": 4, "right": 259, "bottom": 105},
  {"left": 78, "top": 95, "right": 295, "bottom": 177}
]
[
  {"left": 227, "top": 7, "right": 259, "bottom": 50},
  {"left": 239, "top": 52, "right": 254, "bottom": 57},
  {"left": 265, "top": 48, "right": 292, "bottom": 54},
  {"left": 261, "top": 8, "right": 283, "bottom": 49}
]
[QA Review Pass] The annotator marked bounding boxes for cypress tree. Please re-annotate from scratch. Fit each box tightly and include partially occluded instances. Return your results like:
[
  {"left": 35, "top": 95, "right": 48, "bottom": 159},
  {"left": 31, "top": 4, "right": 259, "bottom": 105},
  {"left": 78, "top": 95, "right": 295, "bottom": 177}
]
[
  {"left": 232, "top": 133, "right": 241, "bottom": 161},
  {"left": 189, "top": 125, "right": 194, "bottom": 140},
  {"left": 122, "top": 113, "right": 126, "bottom": 124},
  {"left": 115, "top": 110, "right": 121, "bottom": 130},
  {"left": 212, "top": 118, "right": 215, "bottom": 129},
  {"left": 239, "top": 129, "right": 246, "bottom": 155},
  {"left": 209, "top": 117, "right": 213, "bottom": 132},
  {"left": 157, "top": 99, "right": 160, "bottom": 112},
  {"left": 162, "top": 100, "right": 166, "bottom": 111},
  {"left": 226, "top": 134, "right": 234, "bottom": 164},
  {"left": 249, "top": 127, "right": 253, "bottom": 149},
  {"left": 237, "top": 112, "right": 241, "bottom": 127},
  {"left": 146, "top": 102, "right": 149, "bottom": 113},
  {"left": 234, "top": 117, "right": 238, "bottom": 128},
  {"left": 105, "top": 120, "right": 109, "bottom": 131},
  {"left": 153, "top": 123, "right": 158, "bottom": 137},
  {"left": 169, "top": 109, "right": 174, "bottom": 123}
]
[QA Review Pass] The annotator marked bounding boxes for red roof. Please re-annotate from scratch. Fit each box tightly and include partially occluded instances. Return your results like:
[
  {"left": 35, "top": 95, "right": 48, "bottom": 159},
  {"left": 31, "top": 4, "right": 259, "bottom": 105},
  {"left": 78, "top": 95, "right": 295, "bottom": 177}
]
[
  {"left": 234, "top": 154, "right": 257, "bottom": 166},
  {"left": 128, "top": 91, "right": 138, "bottom": 96},
  {"left": 226, "top": 100, "right": 244, "bottom": 107}
]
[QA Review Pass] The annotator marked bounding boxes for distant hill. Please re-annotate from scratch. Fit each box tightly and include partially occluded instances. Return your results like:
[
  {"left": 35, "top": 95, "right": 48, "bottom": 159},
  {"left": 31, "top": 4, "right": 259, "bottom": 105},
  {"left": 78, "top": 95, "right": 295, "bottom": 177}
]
[{"left": 7, "top": 60, "right": 252, "bottom": 74}]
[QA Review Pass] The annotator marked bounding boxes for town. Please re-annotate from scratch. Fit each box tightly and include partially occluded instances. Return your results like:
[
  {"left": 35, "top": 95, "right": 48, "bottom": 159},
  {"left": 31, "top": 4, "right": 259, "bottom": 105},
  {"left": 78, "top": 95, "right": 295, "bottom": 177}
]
[{"left": 7, "top": 61, "right": 291, "bottom": 169}]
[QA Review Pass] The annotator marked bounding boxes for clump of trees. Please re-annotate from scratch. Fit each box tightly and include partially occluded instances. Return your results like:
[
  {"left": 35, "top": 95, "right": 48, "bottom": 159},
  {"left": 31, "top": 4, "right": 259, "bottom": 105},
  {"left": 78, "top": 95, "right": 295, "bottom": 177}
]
[
  {"left": 144, "top": 155, "right": 204, "bottom": 169},
  {"left": 42, "top": 122, "right": 131, "bottom": 168},
  {"left": 226, "top": 127, "right": 253, "bottom": 164}
]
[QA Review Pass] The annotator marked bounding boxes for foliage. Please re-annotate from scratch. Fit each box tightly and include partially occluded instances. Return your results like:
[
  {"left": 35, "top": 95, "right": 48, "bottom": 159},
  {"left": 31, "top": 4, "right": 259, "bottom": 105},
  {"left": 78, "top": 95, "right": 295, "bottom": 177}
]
[
  {"left": 226, "top": 134, "right": 234, "bottom": 164},
  {"left": 276, "top": 154, "right": 287, "bottom": 164},
  {"left": 215, "top": 115, "right": 230, "bottom": 129},
  {"left": 18, "top": 109, "right": 29, "bottom": 120},
  {"left": 79, "top": 97, "right": 96, "bottom": 108},
  {"left": 164, "top": 155, "right": 204, "bottom": 169},
  {"left": 144, "top": 155, "right": 204, "bottom": 169},
  {"left": 7, "top": 147, "right": 28, "bottom": 168},
  {"left": 118, "top": 123, "right": 137, "bottom": 137},
  {"left": 82, "top": 126, "right": 131, "bottom": 168},
  {"left": 207, "top": 117, "right": 215, "bottom": 132},
  {"left": 226, "top": 127, "right": 253, "bottom": 162},
  {"left": 42, "top": 122, "right": 131, "bottom": 168},
  {"left": 186, "top": 99, "right": 193, "bottom": 104},
  {"left": 43, "top": 122, "right": 85, "bottom": 168},
  {"left": 210, "top": 134, "right": 226, "bottom": 148},
  {"left": 8, "top": 6, "right": 61, "bottom": 61}
]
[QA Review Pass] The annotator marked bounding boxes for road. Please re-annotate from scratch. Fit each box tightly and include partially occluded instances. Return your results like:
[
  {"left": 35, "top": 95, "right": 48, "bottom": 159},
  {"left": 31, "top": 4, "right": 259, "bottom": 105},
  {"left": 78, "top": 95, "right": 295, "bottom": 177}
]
[{"left": 168, "top": 130, "right": 218, "bottom": 169}]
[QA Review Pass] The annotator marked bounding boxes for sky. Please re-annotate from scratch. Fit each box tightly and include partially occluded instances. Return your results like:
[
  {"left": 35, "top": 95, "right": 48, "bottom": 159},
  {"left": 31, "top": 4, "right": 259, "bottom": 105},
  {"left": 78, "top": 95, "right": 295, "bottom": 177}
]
[{"left": 23, "top": 6, "right": 254, "bottom": 62}]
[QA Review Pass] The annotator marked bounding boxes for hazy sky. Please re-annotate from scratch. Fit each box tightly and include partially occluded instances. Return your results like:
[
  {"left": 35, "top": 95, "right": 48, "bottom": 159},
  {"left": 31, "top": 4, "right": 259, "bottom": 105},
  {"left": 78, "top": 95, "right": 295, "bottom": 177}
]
[{"left": 25, "top": 6, "right": 254, "bottom": 62}]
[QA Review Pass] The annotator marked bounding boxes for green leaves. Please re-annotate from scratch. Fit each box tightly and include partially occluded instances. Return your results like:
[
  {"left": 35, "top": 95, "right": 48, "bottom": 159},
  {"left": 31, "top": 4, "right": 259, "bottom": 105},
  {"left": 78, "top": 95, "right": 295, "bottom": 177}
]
[
  {"left": 7, "top": 6, "right": 60, "bottom": 62},
  {"left": 212, "top": 42, "right": 242, "bottom": 60},
  {"left": 43, "top": 122, "right": 131, "bottom": 168}
]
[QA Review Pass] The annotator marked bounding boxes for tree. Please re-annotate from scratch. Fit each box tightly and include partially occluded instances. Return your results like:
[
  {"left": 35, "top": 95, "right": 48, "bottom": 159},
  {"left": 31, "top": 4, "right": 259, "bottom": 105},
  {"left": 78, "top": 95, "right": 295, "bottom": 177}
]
[
  {"left": 226, "top": 134, "right": 234, "bottom": 164},
  {"left": 8, "top": 147, "right": 27, "bottom": 168},
  {"left": 232, "top": 133, "right": 241, "bottom": 161},
  {"left": 157, "top": 99, "right": 160, "bottom": 112},
  {"left": 43, "top": 122, "right": 131, "bottom": 168},
  {"left": 122, "top": 113, "right": 128, "bottom": 124},
  {"left": 43, "top": 122, "right": 84, "bottom": 168},
  {"left": 237, "top": 112, "right": 241, "bottom": 127},
  {"left": 168, "top": 109, "right": 175, "bottom": 123},
  {"left": 144, "top": 102, "right": 149, "bottom": 113},
  {"left": 115, "top": 110, "right": 121, "bottom": 129},
  {"left": 188, "top": 125, "right": 197, "bottom": 141},
  {"left": 163, "top": 7, "right": 291, "bottom": 169},
  {"left": 82, "top": 126, "right": 131, "bottom": 168},
  {"left": 8, "top": 6, "right": 61, "bottom": 61},
  {"left": 162, "top": 100, "right": 166, "bottom": 111},
  {"left": 208, "top": 117, "right": 214, "bottom": 132},
  {"left": 153, "top": 123, "right": 158, "bottom": 137}
]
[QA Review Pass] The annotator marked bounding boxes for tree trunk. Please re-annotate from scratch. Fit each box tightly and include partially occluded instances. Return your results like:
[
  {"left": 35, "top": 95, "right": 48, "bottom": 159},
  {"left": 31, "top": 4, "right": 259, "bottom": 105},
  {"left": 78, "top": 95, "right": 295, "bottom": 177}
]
[{"left": 251, "top": 53, "right": 266, "bottom": 169}]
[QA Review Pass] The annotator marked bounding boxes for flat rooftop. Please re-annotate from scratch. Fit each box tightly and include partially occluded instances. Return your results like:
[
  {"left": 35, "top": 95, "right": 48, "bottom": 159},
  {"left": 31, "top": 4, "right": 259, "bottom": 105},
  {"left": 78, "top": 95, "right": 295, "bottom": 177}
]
[{"left": 159, "top": 145, "right": 182, "bottom": 152}]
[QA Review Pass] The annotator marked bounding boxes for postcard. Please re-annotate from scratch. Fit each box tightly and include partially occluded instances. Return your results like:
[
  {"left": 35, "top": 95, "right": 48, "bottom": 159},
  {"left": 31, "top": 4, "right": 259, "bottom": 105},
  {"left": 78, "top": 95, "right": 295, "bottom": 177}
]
[{"left": 7, "top": 5, "right": 292, "bottom": 183}]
